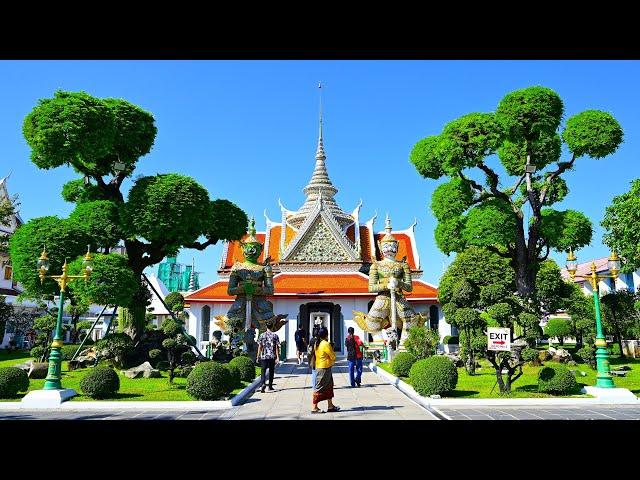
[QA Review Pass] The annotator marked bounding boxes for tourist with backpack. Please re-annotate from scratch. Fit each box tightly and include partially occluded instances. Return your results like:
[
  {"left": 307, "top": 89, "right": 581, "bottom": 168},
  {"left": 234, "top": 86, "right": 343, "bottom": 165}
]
[
  {"left": 345, "top": 326, "right": 364, "bottom": 387},
  {"left": 256, "top": 319, "right": 280, "bottom": 393}
]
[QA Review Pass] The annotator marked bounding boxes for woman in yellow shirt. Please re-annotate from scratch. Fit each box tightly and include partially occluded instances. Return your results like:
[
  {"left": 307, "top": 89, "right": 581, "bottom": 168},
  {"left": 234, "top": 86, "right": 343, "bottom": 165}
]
[{"left": 311, "top": 327, "right": 340, "bottom": 413}]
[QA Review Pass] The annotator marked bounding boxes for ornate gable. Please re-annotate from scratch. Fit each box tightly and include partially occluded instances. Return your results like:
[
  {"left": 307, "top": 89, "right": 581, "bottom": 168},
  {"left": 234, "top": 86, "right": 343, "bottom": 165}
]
[{"left": 281, "top": 201, "right": 359, "bottom": 262}]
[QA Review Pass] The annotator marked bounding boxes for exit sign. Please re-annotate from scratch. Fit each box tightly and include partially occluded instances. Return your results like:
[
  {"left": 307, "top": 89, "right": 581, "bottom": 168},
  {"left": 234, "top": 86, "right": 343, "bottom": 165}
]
[{"left": 487, "top": 327, "right": 511, "bottom": 351}]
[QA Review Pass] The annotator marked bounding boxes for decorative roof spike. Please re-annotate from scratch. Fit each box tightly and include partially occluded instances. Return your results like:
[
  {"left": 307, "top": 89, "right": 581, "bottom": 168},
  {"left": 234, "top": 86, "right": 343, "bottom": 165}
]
[
  {"left": 245, "top": 216, "right": 259, "bottom": 243},
  {"left": 380, "top": 213, "right": 398, "bottom": 244}
]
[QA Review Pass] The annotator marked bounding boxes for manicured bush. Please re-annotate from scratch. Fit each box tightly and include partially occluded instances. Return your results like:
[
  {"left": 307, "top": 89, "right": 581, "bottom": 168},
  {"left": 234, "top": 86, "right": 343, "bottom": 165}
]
[
  {"left": 181, "top": 351, "right": 196, "bottom": 364},
  {"left": 391, "top": 352, "right": 416, "bottom": 377},
  {"left": 148, "top": 348, "right": 162, "bottom": 359},
  {"left": 186, "top": 362, "right": 232, "bottom": 400},
  {"left": 409, "top": 356, "right": 458, "bottom": 397},
  {"left": 156, "top": 360, "right": 170, "bottom": 371},
  {"left": 30, "top": 346, "right": 45, "bottom": 360},
  {"left": 521, "top": 347, "right": 539, "bottom": 364},
  {"left": 610, "top": 343, "right": 621, "bottom": 356},
  {"left": 0, "top": 367, "right": 30, "bottom": 398},
  {"left": 95, "top": 333, "right": 134, "bottom": 368},
  {"left": 174, "top": 365, "right": 193, "bottom": 378},
  {"left": 576, "top": 345, "right": 596, "bottom": 369},
  {"left": 538, "top": 363, "right": 578, "bottom": 395},
  {"left": 60, "top": 344, "right": 80, "bottom": 360},
  {"left": 443, "top": 335, "right": 459, "bottom": 345},
  {"left": 404, "top": 327, "right": 439, "bottom": 360},
  {"left": 224, "top": 363, "right": 242, "bottom": 389},
  {"left": 229, "top": 355, "right": 255, "bottom": 382},
  {"left": 79, "top": 366, "right": 120, "bottom": 399}
]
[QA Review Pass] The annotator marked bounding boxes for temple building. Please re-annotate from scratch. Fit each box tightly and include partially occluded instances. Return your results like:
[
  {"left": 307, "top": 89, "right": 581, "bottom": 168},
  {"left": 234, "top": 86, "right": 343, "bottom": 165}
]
[{"left": 185, "top": 118, "right": 447, "bottom": 358}]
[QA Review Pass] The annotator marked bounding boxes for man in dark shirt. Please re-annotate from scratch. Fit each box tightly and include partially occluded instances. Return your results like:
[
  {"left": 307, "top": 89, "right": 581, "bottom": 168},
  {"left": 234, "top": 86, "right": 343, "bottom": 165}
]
[
  {"left": 256, "top": 320, "right": 280, "bottom": 393},
  {"left": 345, "top": 326, "right": 364, "bottom": 387},
  {"left": 294, "top": 325, "right": 307, "bottom": 366}
]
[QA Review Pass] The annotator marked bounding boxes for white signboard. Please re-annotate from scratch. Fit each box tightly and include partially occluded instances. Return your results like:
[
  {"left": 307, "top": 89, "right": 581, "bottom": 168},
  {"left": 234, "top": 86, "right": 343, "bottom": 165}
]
[{"left": 487, "top": 327, "right": 511, "bottom": 351}]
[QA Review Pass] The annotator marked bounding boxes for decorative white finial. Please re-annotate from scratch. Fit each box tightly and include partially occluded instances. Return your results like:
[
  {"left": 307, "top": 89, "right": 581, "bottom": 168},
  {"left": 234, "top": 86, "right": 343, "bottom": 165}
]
[{"left": 385, "top": 212, "right": 392, "bottom": 233}]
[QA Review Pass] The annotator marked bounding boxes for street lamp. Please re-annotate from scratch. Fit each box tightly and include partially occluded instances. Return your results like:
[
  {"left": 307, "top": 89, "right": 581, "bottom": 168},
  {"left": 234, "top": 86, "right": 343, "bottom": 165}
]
[
  {"left": 37, "top": 245, "right": 93, "bottom": 390},
  {"left": 565, "top": 248, "right": 620, "bottom": 388}
]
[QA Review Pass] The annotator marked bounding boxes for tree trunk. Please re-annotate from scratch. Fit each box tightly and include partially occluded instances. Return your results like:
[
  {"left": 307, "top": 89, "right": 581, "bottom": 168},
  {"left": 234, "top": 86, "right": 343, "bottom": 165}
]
[
  {"left": 118, "top": 304, "right": 147, "bottom": 342},
  {"left": 465, "top": 328, "right": 475, "bottom": 375},
  {"left": 559, "top": 337, "right": 564, "bottom": 346}
]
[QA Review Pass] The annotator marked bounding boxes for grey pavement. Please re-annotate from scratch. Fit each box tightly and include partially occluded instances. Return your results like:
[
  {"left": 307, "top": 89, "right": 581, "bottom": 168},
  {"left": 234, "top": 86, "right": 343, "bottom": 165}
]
[
  {"left": 224, "top": 359, "right": 439, "bottom": 420},
  {"left": 435, "top": 405, "right": 640, "bottom": 420}
]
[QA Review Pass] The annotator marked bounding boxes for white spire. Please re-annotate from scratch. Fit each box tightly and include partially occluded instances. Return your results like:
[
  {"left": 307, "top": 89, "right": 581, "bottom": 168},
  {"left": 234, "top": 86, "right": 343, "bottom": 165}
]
[{"left": 188, "top": 257, "right": 196, "bottom": 292}]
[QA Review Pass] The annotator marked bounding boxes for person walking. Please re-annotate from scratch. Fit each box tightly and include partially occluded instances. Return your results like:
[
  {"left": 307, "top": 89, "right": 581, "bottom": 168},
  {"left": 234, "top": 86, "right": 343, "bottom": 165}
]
[
  {"left": 345, "top": 326, "right": 364, "bottom": 387},
  {"left": 311, "top": 327, "right": 339, "bottom": 413},
  {"left": 256, "top": 319, "right": 280, "bottom": 393},
  {"left": 295, "top": 325, "right": 307, "bottom": 365}
]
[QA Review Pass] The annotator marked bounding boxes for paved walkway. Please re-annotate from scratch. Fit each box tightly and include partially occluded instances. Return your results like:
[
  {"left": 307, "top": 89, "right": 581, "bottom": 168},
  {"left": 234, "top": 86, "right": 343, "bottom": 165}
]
[
  {"left": 435, "top": 405, "right": 640, "bottom": 420},
  {"left": 223, "top": 359, "right": 439, "bottom": 420}
]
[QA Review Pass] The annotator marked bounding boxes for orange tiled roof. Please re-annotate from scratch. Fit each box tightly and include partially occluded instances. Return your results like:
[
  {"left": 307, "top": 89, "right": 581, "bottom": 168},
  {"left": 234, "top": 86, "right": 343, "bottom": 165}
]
[
  {"left": 374, "top": 232, "right": 416, "bottom": 270},
  {"left": 185, "top": 273, "right": 438, "bottom": 302},
  {"left": 221, "top": 224, "right": 418, "bottom": 270}
]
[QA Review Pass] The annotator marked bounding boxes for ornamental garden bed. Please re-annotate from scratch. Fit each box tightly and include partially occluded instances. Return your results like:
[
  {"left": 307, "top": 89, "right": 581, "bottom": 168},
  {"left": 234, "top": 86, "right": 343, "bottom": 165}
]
[
  {"left": 0, "top": 350, "right": 260, "bottom": 402},
  {"left": 377, "top": 356, "right": 640, "bottom": 398}
]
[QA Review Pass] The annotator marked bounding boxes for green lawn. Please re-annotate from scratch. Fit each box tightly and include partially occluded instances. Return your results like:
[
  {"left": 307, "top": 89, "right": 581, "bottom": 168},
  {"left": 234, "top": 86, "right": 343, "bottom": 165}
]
[
  {"left": 378, "top": 355, "right": 640, "bottom": 398},
  {"left": 0, "top": 350, "right": 260, "bottom": 401}
]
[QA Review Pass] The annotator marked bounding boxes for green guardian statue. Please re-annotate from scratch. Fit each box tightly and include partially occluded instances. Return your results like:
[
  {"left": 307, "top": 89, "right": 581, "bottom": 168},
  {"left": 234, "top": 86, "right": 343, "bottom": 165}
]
[
  {"left": 222, "top": 218, "right": 287, "bottom": 353},
  {"left": 354, "top": 214, "right": 425, "bottom": 348}
]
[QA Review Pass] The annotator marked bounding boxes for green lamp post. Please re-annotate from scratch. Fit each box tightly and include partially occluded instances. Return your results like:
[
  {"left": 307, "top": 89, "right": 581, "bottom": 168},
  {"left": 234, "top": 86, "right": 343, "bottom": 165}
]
[
  {"left": 37, "top": 246, "right": 94, "bottom": 390},
  {"left": 565, "top": 248, "right": 621, "bottom": 388}
]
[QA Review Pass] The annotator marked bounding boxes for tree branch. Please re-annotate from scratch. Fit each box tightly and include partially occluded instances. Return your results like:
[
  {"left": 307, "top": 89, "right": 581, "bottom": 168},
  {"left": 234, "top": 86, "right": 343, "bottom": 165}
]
[
  {"left": 182, "top": 238, "right": 220, "bottom": 250},
  {"left": 539, "top": 153, "right": 576, "bottom": 205},
  {"left": 485, "top": 244, "right": 513, "bottom": 259}
]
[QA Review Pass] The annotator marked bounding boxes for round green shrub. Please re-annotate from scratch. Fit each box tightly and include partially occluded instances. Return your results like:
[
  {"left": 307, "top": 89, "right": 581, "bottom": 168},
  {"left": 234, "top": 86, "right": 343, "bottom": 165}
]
[
  {"left": 224, "top": 363, "right": 242, "bottom": 390},
  {"left": 538, "top": 363, "right": 578, "bottom": 395},
  {"left": 156, "top": 360, "right": 170, "bottom": 371},
  {"left": 443, "top": 335, "right": 459, "bottom": 345},
  {"left": 409, "top": 356, "right": 458, "bottom": 397},
  {"left": 0, "top": 367, "right": 30, "bottom": 398},
  {"left": 186, "top": 362, "right": 232, "bottom": 400},
  {"left": 229, "top": 356, "right": 255, "bottom": 382},
  {"left": 576, "top": 345, "right": 596, "bottom": 369},
  {"left": 610, "top": 343, "right": 621, "bottom": 356},
  {"left": 30, "top": 346, "right": 45, "bottom": 360},
  {"left": 391, "top": 352, "right": 416, "bottom": 377},
  {"left": 79, "top": 366, "right": 120, "bottom": 399},
  {"left": 521, "top": 347, "right": 539, "bottom": 364},
  {"left": 148, "top": 348, "right": 162, "bottom": 359},
  {"left": 181, "top": 351, "right": 196, "bottom": 364},
  {"left": 60, "top": 344, "right": 79, "bottom": 361}
]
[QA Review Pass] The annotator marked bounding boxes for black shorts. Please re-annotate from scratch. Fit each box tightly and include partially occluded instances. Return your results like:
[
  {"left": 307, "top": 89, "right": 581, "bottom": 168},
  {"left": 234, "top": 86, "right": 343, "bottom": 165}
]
[{"left": 296, "top": 342, "right": 306, "bottom": 352}]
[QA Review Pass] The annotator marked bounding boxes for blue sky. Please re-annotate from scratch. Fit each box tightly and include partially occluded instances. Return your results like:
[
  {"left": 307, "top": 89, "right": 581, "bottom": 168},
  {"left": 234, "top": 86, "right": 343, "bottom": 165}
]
[{"left": 1, "top": 60, "right": 639, "bottom": 287}]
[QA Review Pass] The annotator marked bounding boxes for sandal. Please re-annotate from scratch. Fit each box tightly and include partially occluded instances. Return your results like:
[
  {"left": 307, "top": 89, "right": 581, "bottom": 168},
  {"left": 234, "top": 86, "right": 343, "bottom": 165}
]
[
  {"left": 311, "top": 409, "right": 323, "bottom": 414},
  {"left": 326, "top": 406, "right": 340, "bottom": 412}
]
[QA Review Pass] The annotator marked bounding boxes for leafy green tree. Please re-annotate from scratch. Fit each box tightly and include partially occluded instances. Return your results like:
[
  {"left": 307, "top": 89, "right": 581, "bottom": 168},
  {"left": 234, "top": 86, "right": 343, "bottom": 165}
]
[
  {"left": 544, "top": 318, "right": 572, "bottom": 346},
  {"left": 564, "top": 282, "right": 596, "bottom": 348},
  {"left": 411, "top": 86, "right": 623, "bottom": 301},
  {"left": 32, "top": 315, "right": 58, "bottom": 362},
  {"left": 440, "top": 247, "right": 523, "bottom": 388},
  {"left": 0, "top": 190, "right": 18, "bottom": 255},
  {"left": 164, "top": 292, "right": 185, "bottom": 313},
  {"left": 15, "top": 90, "right": 248, "bottom": 341},
  {"left": 0, "top": 296, "right": 11, "bottom": 342},
  {"left": 600, "top": 289, "right": 639, "bottom": 358},
  {"left": 602, "top": 179, "right": 640, "bottom": 272},
  {"left": 65, "top": 298, "right": 90, "bottom": 343},
  {"left": 160, "top": 318, "right": 190, "bottom": 384}
]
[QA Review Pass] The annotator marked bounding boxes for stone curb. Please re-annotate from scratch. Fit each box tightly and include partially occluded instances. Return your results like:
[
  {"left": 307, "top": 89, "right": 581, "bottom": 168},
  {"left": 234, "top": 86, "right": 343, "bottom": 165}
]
[
  {"left": 368, "top": 363, "right": 640, "bottom": 407},
  {"left": 0, "top": 376, "right": 263, "bottom": 411}
]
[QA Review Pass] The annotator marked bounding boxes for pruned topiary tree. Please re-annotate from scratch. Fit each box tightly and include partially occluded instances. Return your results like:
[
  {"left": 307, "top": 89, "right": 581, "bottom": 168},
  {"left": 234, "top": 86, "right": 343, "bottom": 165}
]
[
  {"left": 12, "top": 90, "right": 248, "bottom": 342},
  {"left": 411, "top": 86, "right": 623, "bottom": 302}
]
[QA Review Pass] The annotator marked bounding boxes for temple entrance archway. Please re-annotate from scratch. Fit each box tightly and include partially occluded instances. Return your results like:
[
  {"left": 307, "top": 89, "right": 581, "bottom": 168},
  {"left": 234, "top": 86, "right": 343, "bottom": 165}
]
[{"left": 299, "top": 302, "right": 343, "bottom": 353}]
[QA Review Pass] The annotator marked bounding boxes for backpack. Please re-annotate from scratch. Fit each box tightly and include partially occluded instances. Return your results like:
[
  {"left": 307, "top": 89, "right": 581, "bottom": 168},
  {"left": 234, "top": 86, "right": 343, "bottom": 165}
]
[{"left": 346, "top": 335, "right": 358, "bottom": 359}]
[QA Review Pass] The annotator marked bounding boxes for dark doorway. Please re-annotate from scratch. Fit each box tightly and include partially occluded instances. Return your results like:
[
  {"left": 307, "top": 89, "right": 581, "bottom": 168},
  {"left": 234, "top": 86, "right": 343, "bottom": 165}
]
[{"left": 299, "top": 302, "right": 343, "bottom": 353}]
